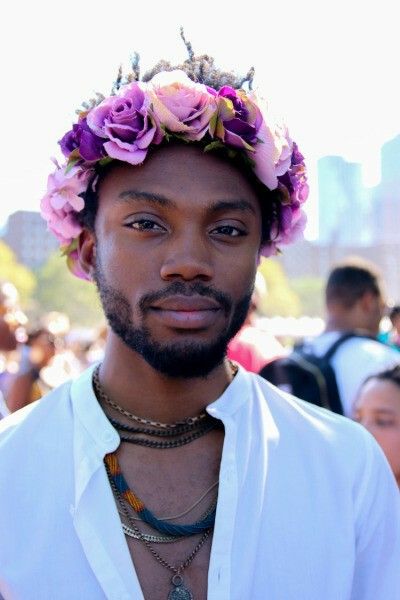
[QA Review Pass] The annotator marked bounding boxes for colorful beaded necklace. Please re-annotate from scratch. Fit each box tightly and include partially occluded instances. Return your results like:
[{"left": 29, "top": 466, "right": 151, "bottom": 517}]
[{"left": 105, "top": 453, "right": 216, "bottom": 537}]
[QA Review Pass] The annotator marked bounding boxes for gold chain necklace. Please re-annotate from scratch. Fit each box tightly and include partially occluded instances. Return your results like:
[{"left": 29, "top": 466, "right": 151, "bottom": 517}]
[{"left": 93, "top": 365, "right": 207, "bottom": 429}]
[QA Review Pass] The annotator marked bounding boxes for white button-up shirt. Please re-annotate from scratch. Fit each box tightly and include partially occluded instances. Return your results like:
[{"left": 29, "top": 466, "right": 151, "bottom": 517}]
[{"left": 0, "top": 364, "right": 399, "bottom": 599}]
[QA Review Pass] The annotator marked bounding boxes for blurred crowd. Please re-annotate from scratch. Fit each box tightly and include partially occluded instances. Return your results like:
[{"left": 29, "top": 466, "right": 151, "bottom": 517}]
[
  {"left": 2, "top": 257, "right": 400, "bottom": 487},
  {"left": 0, "top": 281, "right": 106, "bottom": 417}
]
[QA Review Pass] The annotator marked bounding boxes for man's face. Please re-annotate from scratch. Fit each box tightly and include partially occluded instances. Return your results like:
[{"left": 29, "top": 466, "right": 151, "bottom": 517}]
[{"left": 84, "top": 144, "right": 263, "bottom": 378}]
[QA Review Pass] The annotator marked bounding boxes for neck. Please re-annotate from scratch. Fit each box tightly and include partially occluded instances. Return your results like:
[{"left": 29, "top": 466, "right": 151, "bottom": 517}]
[
  {"left": 98, "top": 332, "right": 234, "bottom": 423},
  {"left": 325, "top": 315, "right": 366, "bottom": 334}
]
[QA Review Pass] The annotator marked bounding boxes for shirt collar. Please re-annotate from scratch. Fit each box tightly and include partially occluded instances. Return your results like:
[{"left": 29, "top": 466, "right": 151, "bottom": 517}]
[
  {"left": 206, "top": 364, "right": 253, "bottom": 420},
  {"left": 70, "top": 363, "right": 120, "bottom": 457},
  {"left": 70, "top": 362, "right": 255, "bottom": 441}
]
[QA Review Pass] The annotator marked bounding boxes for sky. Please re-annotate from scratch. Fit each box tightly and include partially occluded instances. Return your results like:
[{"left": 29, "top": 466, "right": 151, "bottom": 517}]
[{"left": 1, "top": 0, "right": 399, "bottom": 239}]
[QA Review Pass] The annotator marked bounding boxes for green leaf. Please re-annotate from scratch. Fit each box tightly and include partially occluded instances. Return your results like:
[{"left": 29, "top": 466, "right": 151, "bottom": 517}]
[
  {"left": 203, "top": 141, "right": 225, "bottom": 153},
  {"left": 61, "top": 238, "right": 78, "bottom": 257},
  {"left": 98, "top": 156, "right": 114, "bottom": 167},
  {"left": 65, "top": 157, "right": 80, "bottom": 174}
]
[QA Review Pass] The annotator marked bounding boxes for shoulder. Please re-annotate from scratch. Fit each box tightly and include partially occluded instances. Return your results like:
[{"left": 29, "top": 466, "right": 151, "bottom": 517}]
[
  {"left": 246, "top": 370, "right": 381, "bottom": 461},
  {"left": 337, "top": 336, "right": 400, "bottom": 365},
  {"left": 0, "top": 379, "right": 73, "bottom": 461}
]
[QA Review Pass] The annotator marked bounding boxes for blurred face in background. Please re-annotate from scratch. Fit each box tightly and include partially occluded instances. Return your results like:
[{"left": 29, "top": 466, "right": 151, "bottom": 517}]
[
  {"left": 27, "top": 331, "right": 56, "bottom": 369},
  {"left": 353, "top": 377, "right": 400, "bottom": 486},
  {"left": 0, "top": 305, "right": 17, "bottom": 352}
]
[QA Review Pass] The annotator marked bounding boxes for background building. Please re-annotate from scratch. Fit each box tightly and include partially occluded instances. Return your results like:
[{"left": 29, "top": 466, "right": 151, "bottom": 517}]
[{"left": 1, "top": 211, "right": 59, "bottom": 270}]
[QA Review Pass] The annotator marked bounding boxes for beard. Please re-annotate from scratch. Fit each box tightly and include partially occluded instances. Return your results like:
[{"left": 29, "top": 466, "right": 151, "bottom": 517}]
[{"left": 93, "top": 259, "right": 252, "bottom": 379}]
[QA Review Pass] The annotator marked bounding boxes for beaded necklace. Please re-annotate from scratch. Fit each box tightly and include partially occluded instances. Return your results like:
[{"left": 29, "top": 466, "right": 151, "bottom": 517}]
[
  {"left": 105, "top": 453, "right": 215, "bottom": 537},
  {"left": 118, "top": 497, "right": 218, "bottom": 543},
  {"left": 106, "top": 464, "right": 210, "bottom": 599}
]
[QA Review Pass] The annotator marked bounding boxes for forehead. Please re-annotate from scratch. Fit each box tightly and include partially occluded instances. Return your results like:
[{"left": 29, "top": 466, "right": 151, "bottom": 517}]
[
  {"left": 358, "top": 378, "right": 400, "bottom": 407},
  {"left": 97, "top": 144, "right": 262, "bottom": 213}
]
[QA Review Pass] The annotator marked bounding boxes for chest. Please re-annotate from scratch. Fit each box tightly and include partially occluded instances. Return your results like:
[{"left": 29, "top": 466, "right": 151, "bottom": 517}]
[{"left": 112, "top": 436, "right": 223, "bottom": 599}]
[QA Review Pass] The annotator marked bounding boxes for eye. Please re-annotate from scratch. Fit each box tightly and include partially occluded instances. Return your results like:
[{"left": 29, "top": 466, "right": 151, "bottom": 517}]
[
  {"left": 375, "top": 418, "right": 396, "bottom": 427},
  {"left": 210, "top": 224, "right": 247, "bottom": 238},
  {"left": 125, "top": 218, "right": 166, "bottom": 232}
]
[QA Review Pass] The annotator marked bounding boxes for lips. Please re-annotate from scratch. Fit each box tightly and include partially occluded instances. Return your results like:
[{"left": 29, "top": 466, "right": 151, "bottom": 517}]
[
  {"left": 149, "top": 295, "right": 222, "bottom": 329},
  {"left": 151, "top": 295, "right": 221, "bottom": 311}
]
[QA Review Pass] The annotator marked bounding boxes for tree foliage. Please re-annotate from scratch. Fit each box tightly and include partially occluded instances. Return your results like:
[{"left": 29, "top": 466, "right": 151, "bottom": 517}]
[
  {"left": 33, "top": 252, "right": 104, "bottom": 327},
  {"left": 290, "top": 276, "right": 325, "bottom": 317},
  {"left": 0, "top": 241, "right": 36, "bottom": 304},
  {"left": 257, "top": 258, "right": 301, "bottom": 317}
]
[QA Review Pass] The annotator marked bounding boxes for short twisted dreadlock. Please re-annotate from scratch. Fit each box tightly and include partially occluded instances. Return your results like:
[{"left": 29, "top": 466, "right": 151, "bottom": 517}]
[{"left": 110, "top": 28, "right": 255, "bottom": 94}]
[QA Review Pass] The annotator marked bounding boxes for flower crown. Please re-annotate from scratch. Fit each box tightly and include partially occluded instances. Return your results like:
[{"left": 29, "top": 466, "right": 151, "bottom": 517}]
[{"left": 40, "top": 69, "right": 309, "bottom": 279}]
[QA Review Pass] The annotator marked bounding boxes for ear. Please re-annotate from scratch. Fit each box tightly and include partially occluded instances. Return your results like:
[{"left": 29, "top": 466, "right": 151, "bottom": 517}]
[
  {"left": 359, "top": 291, "right": 374, "bottom": 312},
  {"left": 77, "top": 228, "right": 97, "bottom": 280}
]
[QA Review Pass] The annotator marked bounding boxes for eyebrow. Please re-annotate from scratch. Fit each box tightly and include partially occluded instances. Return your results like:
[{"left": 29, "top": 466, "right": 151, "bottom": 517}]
[
  {"left": 118, "top": 190, "right": 176, "bottom": 207},
  {"left": 118, "top": 191, "right": 256, "bottom": 215},
  {"left": 209, "top": 199, "right": 257, "bottom": 216}
]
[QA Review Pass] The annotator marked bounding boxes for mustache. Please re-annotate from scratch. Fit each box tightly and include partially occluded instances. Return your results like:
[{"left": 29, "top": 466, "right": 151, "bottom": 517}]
[{"left": 139, "top": 281, "right": 232, "bottom": 314}]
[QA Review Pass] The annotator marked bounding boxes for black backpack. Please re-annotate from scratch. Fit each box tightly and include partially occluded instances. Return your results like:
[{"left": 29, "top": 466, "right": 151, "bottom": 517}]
[{"left": 258, "top": 332, "right": 374, "bottom": 414}]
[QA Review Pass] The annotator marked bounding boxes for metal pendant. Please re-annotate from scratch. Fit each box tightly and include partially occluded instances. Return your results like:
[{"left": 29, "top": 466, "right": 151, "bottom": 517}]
[{"left": 168, "top": 574, "right": 193, "bottom": 599}]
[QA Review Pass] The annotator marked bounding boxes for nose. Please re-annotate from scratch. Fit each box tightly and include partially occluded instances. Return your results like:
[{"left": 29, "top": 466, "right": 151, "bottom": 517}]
[{"left": 160, "top": 232, "right": 214, "bottom": 282}]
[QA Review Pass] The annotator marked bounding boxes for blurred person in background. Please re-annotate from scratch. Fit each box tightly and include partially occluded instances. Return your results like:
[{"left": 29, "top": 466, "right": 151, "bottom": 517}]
[
  {"left": 0, "top": 282, "right": 18, "bottom": 354},
  {"left": 227, "top": 271, "right": 285, "bottom": 372},
  {"left": 353, "top": 365, "right": 400, "bottom": 488},
  {"left": 299, "top": 260, "right": 400, "bottom": 417},
  {"left": 379, "top": 305, "right": 400, "bottom": 351},
  {"left": 5, "top": 327, "right": 56, "bottom": 413},
  {"left": 0, "top": 282, "right": 21, "bottom": 418}
]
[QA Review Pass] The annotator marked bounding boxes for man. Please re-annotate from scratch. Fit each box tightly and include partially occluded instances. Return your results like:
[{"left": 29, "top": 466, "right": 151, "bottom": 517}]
[
  {"left": 301, "top": 260, "right": 400, "bottom": 417},
  {"left": 0, "top": 44, "right": 399, "bottom": 600}
]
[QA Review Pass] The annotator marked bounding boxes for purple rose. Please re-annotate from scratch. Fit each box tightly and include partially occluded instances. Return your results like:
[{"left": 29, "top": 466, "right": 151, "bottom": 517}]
[
  {"left": 59, "top": 118, "right": 105, "bottom": 162},
  {"left": 212, "top": 87, "right": 263, "bottom": 150},
  {"left": 86, "top": 82, "right": 162, "bottom": 165},
  {"left": 261, "top": 204, "right": 307, "bottom": 257},
  {"left": 277, "top": 143, "right": 309, "bottom": 205}
]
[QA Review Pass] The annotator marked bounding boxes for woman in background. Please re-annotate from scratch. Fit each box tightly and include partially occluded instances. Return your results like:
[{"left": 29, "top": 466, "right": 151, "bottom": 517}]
[{"left": 353, "top": 365, "right": 400, "bottom": 487}]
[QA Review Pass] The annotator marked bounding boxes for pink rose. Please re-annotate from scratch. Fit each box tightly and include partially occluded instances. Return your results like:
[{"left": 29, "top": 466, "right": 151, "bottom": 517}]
[
  {"left": 149, "top": 70, "right": 217, "bottom": 141},
  {"left": 87, "top": 82, "right": 162, "bottom": 165},
  {"left": 274, "top": 124, "right": 293, "bottom": 177},
  {"left": 252, "top": 119, "right": 281, "bottom": 191},
  {"left": 40, "top": 164, "right": 91, "bottom": 245}
]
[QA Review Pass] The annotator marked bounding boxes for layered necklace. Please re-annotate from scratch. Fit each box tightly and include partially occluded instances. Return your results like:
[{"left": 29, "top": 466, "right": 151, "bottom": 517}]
[{"left": 92, "top": 365, "right": 233, "bottom": 599}]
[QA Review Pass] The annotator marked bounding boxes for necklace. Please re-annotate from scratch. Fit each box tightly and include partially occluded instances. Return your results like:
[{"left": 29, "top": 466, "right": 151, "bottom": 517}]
[
  {"left": 107, "top": 463, "right": 210, "bottom": 599},
  {"left": 119, "top": 497, "right": 218, "bottom": 543},
  {"left": 93, "top": 365, "right": 207, "bottom": 429},
  {"left": 131, "top": 480, "right": 219, "bottom": 521},
  {"left": 105, "top": 453, "right": 216, "bottom": 537},
  {"left": 107, "top": 415, "right": 216, "bottom": 437},
  {"left": 108, "top": 414, "right": 221, "bottom": 449}
]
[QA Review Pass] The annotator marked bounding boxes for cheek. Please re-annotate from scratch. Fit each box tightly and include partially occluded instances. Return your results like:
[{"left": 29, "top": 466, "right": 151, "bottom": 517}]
[
  {"left": 371, "top": 428, "right": 400, "bottom": 468},
  {"left": 216, "top": 253, "right": 258, "bottom": 295}
]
